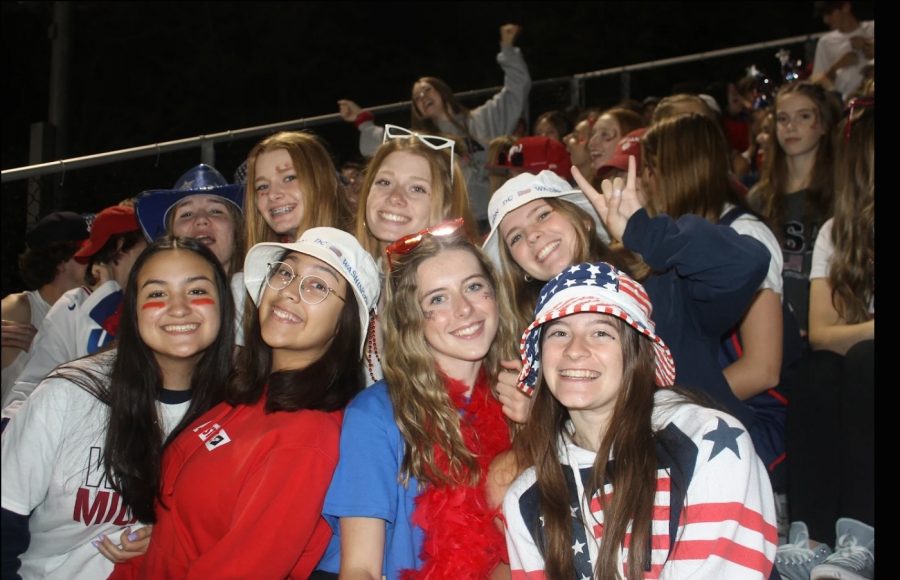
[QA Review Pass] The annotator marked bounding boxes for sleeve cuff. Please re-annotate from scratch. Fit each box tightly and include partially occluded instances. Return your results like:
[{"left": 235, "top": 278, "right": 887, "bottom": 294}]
[{"left": 354, "top": 111, "right": 374, "bottom": 128}]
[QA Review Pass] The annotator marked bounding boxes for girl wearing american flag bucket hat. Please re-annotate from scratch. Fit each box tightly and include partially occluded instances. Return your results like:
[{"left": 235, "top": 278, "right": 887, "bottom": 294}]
[{"left": 503, "top": 262, "right": 778, "bottom": 578}]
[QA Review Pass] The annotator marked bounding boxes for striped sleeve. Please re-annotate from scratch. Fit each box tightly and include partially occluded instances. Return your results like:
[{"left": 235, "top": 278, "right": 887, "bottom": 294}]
[{"left": 661, "top": 412, "right": 777, "bottom": 579}]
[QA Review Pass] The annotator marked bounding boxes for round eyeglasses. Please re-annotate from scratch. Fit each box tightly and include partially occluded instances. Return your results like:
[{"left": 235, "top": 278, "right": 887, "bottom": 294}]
[{"left": 265, "top": 261, "right": 346, "bottom": 305}]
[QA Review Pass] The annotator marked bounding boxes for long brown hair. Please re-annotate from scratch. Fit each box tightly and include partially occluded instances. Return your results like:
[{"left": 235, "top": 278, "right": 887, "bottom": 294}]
[
  {"left": 243, "top": 131, "right": 341, "bottom": 247},
  {"left": 515, "top": 317, "right": 658, "bottom": 579},
  {"left": 382, "top": 233, "right": 517, "bottom": 487},
  {"left": 749, "top": 82, "right": 842, "bottom": 232},
  {"left": 830, "top": 104, "right": 874, "bottom": 323},
  {"left": 497, "top": 198, "right": 636, "bottom": 334},
  {"left": 355, "top": 137, "right": 476, "bottom": 260},
  {"left": 642, "top": 113, "right": 744, "bottom": 222}
]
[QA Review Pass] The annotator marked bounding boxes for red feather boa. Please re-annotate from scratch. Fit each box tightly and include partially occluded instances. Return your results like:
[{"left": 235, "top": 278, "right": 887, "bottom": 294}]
[{"left": 402, "top": 369, "right": 512, "bottom": 579}]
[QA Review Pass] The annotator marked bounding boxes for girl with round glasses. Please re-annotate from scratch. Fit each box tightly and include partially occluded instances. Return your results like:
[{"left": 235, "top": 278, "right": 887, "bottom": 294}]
[
  {"left": 2, "top": 237, "right": 234, "bottom": 580},
  {"left": 316, "top": 222, "right": 519, "bottom": 578},
  {"left": 111, "top": 228, "right": 380, "bottom": 579},
  {"left": 338, "top": 24, "right": 531, "bottom": 225}
]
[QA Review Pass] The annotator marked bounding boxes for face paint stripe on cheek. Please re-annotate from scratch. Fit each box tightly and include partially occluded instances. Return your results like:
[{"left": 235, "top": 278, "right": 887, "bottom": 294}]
[
  {"left": 142, "top": 301, "right": 165, "bottom": 310},
  {"left": 190, "top": 298, "right": 216, "bottom": 306}
]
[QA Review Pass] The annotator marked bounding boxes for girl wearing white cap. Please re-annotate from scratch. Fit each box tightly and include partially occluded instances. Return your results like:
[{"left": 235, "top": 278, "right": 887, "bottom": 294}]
[
  {"left": 503, "top": 262, "right": 777, "bottom": 578},
  {"left": 317, "top": 220, "right": 518, "bottom": 578},
  {"left": 485, "top": 163, "right": 769, "bottom": 437},
  {"left": 113, "top": 228, "right": 380, "bottom": 579}
]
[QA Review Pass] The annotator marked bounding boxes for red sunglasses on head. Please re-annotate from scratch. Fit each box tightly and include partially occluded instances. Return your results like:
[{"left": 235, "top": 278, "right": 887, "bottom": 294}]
[{"left": 384, "top": 217, "right": 466, "bottom": 271}]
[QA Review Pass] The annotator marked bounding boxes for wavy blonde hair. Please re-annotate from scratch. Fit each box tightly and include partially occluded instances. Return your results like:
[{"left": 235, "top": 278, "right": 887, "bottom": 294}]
[
  {"left": 382, "top": 233, "right": 517, "bottom": 487},
  {"left": 830, "top": 105, "right": 874, "bottom": 323},
  {"left": 355, "top": 137, "right": 476, "bottom": 260},
  {"left": 243, "top": 131, "right": 342, "bottom": 248}
]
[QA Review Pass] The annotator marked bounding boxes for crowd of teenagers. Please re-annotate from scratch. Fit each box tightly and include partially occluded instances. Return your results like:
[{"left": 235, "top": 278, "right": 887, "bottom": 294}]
[{"left": 1, "top": 6, "right": 874, "bottom": 580}]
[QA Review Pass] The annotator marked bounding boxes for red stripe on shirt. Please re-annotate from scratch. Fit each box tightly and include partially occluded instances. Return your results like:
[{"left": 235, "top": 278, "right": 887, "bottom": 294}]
[
  {"left": 683, "top": 502, "right": 778, "bottom": 541},
  {"left": 669, "top": 538, "right": 773, "bottom": 575}
]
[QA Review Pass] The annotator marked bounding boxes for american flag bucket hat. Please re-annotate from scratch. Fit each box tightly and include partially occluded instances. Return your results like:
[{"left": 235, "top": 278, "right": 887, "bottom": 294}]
[{"left": 517, "top": 261, "right": 676, "bottom": 395}]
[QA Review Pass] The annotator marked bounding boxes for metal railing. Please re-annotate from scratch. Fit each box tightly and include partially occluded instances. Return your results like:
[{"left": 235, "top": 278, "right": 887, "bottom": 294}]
[{"left": 1, "top": 31, "right": 823, "bottom": 185}]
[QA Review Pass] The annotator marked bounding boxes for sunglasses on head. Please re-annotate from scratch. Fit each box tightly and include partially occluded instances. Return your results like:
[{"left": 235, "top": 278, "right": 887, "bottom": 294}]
[
  {"left": 384, "top": 217, "right": 466, "bottom": 271},
  {"left": 382, "top": 124, "right": 456, "bottom": 184}
]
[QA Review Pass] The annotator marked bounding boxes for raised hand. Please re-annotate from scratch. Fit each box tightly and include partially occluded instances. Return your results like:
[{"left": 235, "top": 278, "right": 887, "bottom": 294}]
[
  {"left": 337, "top": 99, "right": 363, "bottom": 123},
  {"left": 572, "top": 154, "right": 642, "bottom": 242},
  {"left": 500, "top": 24, "right": 522, "bottom": 47}
]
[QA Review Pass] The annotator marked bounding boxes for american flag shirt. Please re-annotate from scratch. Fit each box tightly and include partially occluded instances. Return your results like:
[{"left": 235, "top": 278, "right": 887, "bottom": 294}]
[{"left": 503, "top": 390, "right": 777, "bottom": 579}]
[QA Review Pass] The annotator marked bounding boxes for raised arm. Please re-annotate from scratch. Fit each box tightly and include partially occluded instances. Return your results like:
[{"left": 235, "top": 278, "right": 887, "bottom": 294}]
[
  {"left": 468, "top": 23, "right": 532, "bottom": 141},
  {"left": 337, "top": 99, "right": 383, "bottom": 157}
]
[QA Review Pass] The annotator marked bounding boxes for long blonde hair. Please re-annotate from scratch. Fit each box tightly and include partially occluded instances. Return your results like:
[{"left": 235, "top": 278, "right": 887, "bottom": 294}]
[
  {"left": 382, "top": 233, "right": 517, "bottom": 487},
  {"left": 830, "top": 103, "right": 874, "bottom": 323},
  {"left": 243, "top": 131, "right": 341, "bottom": 248},
  {"left": 355, "top": 137, "right": 476, "bottom": 259}
]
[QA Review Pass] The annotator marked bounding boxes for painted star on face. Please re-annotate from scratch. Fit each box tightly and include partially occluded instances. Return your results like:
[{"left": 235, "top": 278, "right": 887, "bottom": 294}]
[{"left": 702, "top": 418, "right": 744, "bottom": 461}]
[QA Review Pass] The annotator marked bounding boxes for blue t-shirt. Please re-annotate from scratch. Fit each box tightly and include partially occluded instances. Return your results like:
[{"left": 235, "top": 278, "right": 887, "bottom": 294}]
[{"left": 317, "top": 381, "right": 424, "bottom": 577}]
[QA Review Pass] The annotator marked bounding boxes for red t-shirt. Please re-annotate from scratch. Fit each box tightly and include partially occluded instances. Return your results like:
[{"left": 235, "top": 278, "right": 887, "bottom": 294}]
[{"left": 112, "top": 396, "right": 342, "bottom": 579}]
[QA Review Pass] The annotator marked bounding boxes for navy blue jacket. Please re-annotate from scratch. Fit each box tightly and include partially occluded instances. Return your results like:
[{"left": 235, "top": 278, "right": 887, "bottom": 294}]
[{"left": 623, "top": 209, "right": 768, "bottom": 429}]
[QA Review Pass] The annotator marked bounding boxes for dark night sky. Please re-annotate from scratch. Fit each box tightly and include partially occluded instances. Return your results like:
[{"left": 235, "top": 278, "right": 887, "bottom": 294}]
[{"left": 1, "top": 1, "right": 874, "bottom": 293}]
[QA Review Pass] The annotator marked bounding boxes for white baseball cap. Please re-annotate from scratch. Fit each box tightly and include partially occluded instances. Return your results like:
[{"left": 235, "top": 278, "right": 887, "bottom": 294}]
[{"left": 481, "top": 170, "right": 610, "bottom": 269}]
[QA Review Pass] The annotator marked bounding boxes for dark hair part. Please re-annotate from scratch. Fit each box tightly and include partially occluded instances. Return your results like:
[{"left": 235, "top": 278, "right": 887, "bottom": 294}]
[
  {"left": 83, "top": 229, "right": 146, "bottom": 286},
  {"left": 227, "top": 250, "right": 363, "bottom": 413},
  {"left": 54, "top": 236, "right": 235, "bottom": 523},
  {"left": 18, "top": 241, "right": 82, "bottom": 289}
]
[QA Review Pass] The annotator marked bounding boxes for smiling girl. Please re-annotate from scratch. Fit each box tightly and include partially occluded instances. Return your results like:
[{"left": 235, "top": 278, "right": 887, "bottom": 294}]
[
  {"left": 2, "top": 237, "right": 234, "bottom": 580},
  {"left": 318, "top": 221, "right": 518, "bottom": 578},
  {"left": 116, "top": 227, "right": 380, "bottom": 578},
  {"left": 504, "top": 262, "right": 777, "bottom": 578},
  {"left": 243, "top": 131, "right": 343, "bottom": 247}
]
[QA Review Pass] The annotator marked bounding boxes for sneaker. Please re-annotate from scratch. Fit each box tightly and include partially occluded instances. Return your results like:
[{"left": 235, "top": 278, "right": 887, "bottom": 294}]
[
  {"left": 776, "top": 521, "right": 833, "bottom": 580},
  {"left": 810, "top": 518, "right": 874, "bottom": 580}
]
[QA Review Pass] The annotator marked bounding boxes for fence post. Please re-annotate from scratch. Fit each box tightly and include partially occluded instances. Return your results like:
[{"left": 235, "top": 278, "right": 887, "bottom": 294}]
[
  {"left": 620, "top": 70, "right": 631, "bottom": 102},
  {"left": 201, "top": 139, "right": 216, "bottom": 167},
  {"left": 570, "top": 77, "right": 584, "bottom": 109}
]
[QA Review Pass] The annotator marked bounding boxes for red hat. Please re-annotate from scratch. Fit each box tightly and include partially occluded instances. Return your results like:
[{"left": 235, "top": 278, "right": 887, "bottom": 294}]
[
  {"left": 73, "top": 205, "right": 140, "bottom": 263},
  {"left": 495, "top": 136, "right": 573, "bottom": 181},
  {"left": 597, "top": 128, "right": 647, "bottom": 179}
]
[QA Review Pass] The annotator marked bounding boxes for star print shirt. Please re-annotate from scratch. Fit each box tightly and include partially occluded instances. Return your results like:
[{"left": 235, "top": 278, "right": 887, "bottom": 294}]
[{"left": 503, "top": 389, "right": 777, "bottom": 579}]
